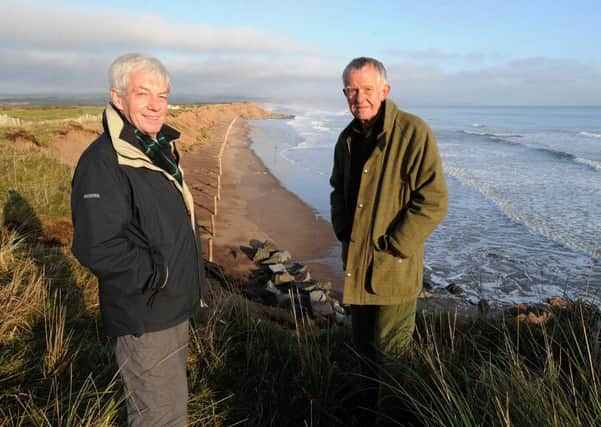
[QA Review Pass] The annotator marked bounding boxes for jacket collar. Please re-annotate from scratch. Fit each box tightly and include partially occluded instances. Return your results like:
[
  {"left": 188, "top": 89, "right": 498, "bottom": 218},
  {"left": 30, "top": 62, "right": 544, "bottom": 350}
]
[
  {"left": 347, "top": 99, "right": 401, "bottom": 149},
  {"left": 381, "top": 99, "right": 400, "bottom": 134},
  {"left": 377, "top": 99, "right": 402, "bottom": 151},
  {"left": 103, "top": 103, "right": 180, "bottom": 161},
  {"left": 350, "top": 102, "right": 385, "bottom": 139},
  {"left": 102, "top": 103, "right": 197, "bottom": 229}
]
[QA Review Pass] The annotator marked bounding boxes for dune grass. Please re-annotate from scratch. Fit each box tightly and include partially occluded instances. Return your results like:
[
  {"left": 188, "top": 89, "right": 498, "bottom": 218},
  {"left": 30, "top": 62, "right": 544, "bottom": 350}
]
[
  {"left": 0, "top": 144, "right": 72, "bottom": 224},
  {"left": 1, "top": 113, "right": 600, "bottom": 426}
]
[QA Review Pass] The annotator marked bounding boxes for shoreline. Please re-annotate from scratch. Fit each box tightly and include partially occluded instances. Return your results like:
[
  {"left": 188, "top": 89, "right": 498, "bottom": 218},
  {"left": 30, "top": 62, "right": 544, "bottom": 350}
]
[
  {"left": 178, "top": 111, "right": 476, "bottom": 313},
  {"left": 1, "top": 101, "right": 582, "bottom": 315},
  {"left": 181, "top": 116, "right": 344, "bottom": 289}
]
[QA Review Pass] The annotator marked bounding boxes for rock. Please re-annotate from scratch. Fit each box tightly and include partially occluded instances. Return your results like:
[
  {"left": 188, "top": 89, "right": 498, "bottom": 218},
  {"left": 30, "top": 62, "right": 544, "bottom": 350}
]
[
  {"left": 310, "top": 290, "right": 327, "bottom": 303},
  {"left": 548, "top": 297, "right": 568, "bottom": 308},
  {"left": 518, "top": 311, "right": 553, "bottom": 325},
  {"left": 262, "top": 250, "right": 292, "bottom": 264},
  {"left": 504, "top": 303, "right": 530, "bottom": 315},
  {"left": 332, "top": 301, "right": 346, "bottom": 316},
  {"left": 422, "top": 278, "right": 434, "bottom": 291},
  {"left": 419, "top": 290, "right": 433, "bottom": 299},
  {"left": 264, "top": 280, "right": 281, "bottom": 295},
  {"left": 446, "top": 283, "right": 464, "bottom": 295},
  {"left": 286, "top": 263, "right": 307, "bottom": 274},
  {"left": 274, "top": 271, "right": 295, "bottom": 285},
  {"left": 268, "top": 263, "right": 287, "bottom": 273},
  {"left": 253, "top": 246, "right": 273, "bottom": 262},
  {"left": 530, "top": 311, "right": 553, "bottom": 324},
  {"left": 294, "top": 270, "right": 312, "bottom": 282},
  {"left": 295, "top": 281, "right": 320, "bottom": 292},
  {"left": 312, "top": 301, "right": 334, "bottom": 318},
  {"left": 262, "top": 240, "right": 277, "bottom": 250},
  {"left": 315, "top": 281, "right": 332, "bottom": 291}
]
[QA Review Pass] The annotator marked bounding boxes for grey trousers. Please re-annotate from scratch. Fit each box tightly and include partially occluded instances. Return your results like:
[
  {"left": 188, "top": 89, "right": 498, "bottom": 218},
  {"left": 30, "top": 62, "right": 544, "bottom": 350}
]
[{"left": 115, "top": 320, "right": 189, "bottom": 427}]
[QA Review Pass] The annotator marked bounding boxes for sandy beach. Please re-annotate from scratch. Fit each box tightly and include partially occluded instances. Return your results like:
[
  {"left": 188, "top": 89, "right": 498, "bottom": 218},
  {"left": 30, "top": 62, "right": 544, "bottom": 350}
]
[{"left": 174, "top": 104, "right": 343, "bottom": 289}]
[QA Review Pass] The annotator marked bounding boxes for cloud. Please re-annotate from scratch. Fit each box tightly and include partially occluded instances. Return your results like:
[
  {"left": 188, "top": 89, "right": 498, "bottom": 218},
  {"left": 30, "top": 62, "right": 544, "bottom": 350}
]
[
  {"left": 0, "top": 1, "right": 313, "bottom": 55},
  {"left": 0, "top": 0, "right": 336, "bottom": 99},
  {"left": 0, "top": 1, "right": 599, "bottom": 106},
  {"left": 387, "top": 48, "right": 497, "bottom": 62},
  {"left": 387, "top": 57, "right": 601, "bottom": 106}
]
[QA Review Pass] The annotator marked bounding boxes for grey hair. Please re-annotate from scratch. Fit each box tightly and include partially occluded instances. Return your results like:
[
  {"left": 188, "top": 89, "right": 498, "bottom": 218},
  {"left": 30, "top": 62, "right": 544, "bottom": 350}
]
[
  {"left": 109, "top": 53, "right": 170, "bottom": 94},
  {"left": 342, "top": 57, "right": 388, "bottom": 85}
]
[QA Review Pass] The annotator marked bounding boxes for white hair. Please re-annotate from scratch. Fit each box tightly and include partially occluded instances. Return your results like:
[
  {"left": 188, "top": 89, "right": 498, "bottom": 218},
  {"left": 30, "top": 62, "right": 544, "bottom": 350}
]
[{"left": 109, "top": 53, "right": 170, "bottom": 94}]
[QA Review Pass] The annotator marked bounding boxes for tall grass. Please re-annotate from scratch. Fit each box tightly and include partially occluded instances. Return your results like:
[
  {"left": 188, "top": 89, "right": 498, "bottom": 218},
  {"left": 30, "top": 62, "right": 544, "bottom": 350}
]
[
  {"left": 0, "top": 144, "right": 72, "bottom": 224},
  {"left": 43, "top": 292, "right": 77, "bottom": 378},
  {"left": 381, "top": 306, "right": 601, "bottom": 426}
]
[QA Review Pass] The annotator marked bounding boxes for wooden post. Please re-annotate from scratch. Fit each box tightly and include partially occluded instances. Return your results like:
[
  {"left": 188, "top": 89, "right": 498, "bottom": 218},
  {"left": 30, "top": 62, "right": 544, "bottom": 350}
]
[
  {"left": 217, "top": 174, "right": 221, "bottom": 200},
  {"left": 213, "top": 195, "right": 218, "bottom": 216},
  {"left": 210, "top": 214, "right": 216, "bottom": 236},
  {"left": 208, "top": 237, "right": 213, "bottom": 262}
]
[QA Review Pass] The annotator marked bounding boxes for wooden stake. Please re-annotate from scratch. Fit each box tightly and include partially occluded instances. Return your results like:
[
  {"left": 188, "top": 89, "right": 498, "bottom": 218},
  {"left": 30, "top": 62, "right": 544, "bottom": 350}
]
[
  {"left": 210, "top": 214, "right": 216, "bottom": 236},
  {"left": 208, "top": 238, "right": 213, "bottom": 262},
  {"left": 213, "top": 195, "right": 218, "bottom": 216},
  {"left": 217, "top": 174, "right": 221, "bottom": 200}
]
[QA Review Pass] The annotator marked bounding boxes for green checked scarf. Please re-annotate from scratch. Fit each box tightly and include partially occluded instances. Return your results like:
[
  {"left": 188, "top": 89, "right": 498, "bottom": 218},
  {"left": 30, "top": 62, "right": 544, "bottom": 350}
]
[{"left": 134, "top": 129, "right": 183, "bottom": 184}]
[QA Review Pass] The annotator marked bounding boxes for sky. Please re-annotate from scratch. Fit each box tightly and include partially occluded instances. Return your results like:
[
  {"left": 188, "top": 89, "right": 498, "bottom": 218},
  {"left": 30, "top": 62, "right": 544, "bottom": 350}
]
[{"left": 1, "top": 0, "right": 600, "bottom": 106}]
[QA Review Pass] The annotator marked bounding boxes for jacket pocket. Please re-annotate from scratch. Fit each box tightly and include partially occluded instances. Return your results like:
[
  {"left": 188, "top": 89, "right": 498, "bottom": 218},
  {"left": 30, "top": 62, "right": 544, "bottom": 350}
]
[
  {"left": 369, "top": 249, "right": 421, "bottom": 298},
  {"left": 124, "top": 222, "right": 169, "bottom": 295}
]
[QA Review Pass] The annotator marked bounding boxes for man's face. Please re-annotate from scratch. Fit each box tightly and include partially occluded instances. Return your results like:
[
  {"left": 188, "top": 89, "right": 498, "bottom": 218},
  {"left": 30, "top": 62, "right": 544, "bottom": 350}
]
[
  {"left": 343, "top": 64, "right": 391, "bottom": 123},
  {"left": 111, "top": 69, "right": 169, "bottom": 139}
]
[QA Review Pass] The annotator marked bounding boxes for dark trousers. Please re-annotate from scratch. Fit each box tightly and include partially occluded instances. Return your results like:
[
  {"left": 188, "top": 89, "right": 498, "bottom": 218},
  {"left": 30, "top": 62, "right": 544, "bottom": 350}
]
[
  {"left": 351, "top": 300, "right": 418, "bottom": 425},
  {"left": 115, "top": 320, "right": 189, "bottom": 427}
]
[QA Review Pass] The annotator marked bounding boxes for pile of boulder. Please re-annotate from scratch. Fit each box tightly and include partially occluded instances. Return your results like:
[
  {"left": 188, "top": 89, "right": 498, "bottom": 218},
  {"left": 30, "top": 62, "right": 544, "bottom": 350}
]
[{"left": 242, "top": 240, "right": 348, "bottom": 326}]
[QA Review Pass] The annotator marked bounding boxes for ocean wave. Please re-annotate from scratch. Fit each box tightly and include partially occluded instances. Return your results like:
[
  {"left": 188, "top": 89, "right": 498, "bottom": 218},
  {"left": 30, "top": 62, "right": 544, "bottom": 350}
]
[
  {"left": 310, "top": 120, "right": 334, "bottom": 133},
  {"left": 279, "top": 148, "right": 329, "bottom": 176},
  {"left": 459, "top": 129, "right": 601, "bottom": 172},
  {"left": 461, "top": 129, "right": 523, "bottom": 138},
  {"left": 575, "top": 157, "right": 601, "bottom": 170},
  {"left": 289, "top": 140, "right": 334, "bottom": 150},
  {"left": 579, "top": 131, "right": 601, "bottom": 139},
  {"left": 445, "top": 166, "right": 600, "bottom": 259}
]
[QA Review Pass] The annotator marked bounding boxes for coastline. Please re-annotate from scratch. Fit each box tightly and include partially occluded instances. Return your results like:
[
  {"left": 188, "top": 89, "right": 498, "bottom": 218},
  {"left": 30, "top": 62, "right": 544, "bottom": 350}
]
[
  {"left": 177, "top": 108, "right": 472, "bottom": 313},
  {"left": 181, "top": 115, "right": 343, "bottom": 289},
  {"left": 2, "top": 101, "right": 579, "bottom": 315}
]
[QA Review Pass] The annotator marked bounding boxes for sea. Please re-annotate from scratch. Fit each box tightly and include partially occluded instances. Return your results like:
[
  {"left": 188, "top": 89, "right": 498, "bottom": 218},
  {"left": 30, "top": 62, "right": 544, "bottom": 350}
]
[{"left": 249, "top": 102, "right": 601, "bottom": 306}]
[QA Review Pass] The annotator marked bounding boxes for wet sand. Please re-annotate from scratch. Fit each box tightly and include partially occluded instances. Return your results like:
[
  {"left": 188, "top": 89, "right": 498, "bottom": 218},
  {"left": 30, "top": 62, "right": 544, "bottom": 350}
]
[{"left": 180, "top": 115, "right": 343, "bottom": 289}]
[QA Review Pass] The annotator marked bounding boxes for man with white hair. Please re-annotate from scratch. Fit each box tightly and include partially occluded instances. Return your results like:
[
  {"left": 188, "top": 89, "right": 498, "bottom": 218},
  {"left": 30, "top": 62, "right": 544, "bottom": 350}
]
[{"left": 71, "top": 53, "right": 206, "bottom": 426}]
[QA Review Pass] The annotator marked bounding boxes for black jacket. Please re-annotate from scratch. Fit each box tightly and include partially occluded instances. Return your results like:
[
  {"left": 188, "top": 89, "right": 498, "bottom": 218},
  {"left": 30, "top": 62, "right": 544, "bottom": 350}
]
[{"left": 71, "top": 104, "right": 206, "bottom": 337}]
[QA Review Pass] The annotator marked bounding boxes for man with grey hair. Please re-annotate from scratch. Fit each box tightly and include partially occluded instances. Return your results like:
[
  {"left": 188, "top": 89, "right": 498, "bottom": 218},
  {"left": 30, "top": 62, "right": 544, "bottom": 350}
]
[
  {"left": 71, "top": 53, "right": 206, "bottom": 426},
  {"left": 330, "top": 57, "right": 448, "bottom": 420}
]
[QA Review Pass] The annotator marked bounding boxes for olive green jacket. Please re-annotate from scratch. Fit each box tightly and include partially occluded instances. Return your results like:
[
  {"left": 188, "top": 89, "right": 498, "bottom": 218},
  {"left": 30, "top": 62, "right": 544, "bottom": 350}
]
[{"left": 330, "top": 100, "right": 448, "bottom": 305}]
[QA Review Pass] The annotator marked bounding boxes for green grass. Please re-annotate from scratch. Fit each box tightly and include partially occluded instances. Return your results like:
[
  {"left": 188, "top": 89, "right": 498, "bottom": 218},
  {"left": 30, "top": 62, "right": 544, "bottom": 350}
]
[
  {"left": 0, "top": 105, "right": 103, "bottom": 122},
  {"left": 0, "top": 143, "right": 72, "bottom": 226},
  {"left": 1, "top": 124, "right": 600, "bottom": 426}
]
